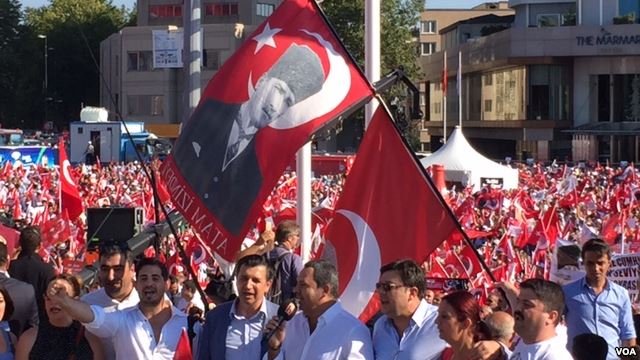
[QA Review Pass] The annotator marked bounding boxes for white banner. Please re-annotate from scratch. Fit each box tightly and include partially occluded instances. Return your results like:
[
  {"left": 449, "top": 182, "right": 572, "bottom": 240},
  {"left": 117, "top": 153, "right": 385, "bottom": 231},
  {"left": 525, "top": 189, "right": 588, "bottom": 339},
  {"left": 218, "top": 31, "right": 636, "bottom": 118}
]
[
  {"left": 152, "top": 29, "right": 184, "bottom": 68},
  {"left": 608, "top": 253, "right": 640, "bottom": 301}
]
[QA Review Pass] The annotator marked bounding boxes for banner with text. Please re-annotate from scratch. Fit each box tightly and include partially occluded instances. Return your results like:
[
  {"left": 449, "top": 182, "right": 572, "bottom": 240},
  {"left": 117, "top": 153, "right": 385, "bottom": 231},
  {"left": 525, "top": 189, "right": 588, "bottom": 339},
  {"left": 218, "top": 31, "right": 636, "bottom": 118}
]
[{"left": 608, "top": 253, "right": 640, "bottom": 301}]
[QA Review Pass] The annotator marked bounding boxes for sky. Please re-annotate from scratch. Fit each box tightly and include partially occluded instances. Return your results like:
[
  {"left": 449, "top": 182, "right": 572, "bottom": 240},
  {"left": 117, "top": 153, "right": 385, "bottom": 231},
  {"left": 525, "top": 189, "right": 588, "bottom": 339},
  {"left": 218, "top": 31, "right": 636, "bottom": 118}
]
[{"left": 19, "top": 0, "right": 486, "bottom": 11}]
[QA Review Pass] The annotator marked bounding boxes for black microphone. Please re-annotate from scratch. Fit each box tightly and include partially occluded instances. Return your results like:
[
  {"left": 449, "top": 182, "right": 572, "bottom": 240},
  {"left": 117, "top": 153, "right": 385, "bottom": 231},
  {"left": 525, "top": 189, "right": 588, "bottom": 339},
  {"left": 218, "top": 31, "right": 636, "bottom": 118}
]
[{"left": 262, "top": 299, "right": 298, "bottom": 349}]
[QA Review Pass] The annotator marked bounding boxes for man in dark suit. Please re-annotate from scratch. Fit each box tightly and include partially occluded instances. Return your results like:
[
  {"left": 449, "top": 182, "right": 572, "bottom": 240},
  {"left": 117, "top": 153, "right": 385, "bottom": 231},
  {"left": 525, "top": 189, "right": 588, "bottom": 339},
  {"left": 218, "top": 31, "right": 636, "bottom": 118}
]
[
  {"left": 172, "top": 43, "right": 324, "bottom": 236},
  {"left": 8, "top": 226, "right": 55, "bottom": 320},
  {"left": 0, "top": 241, "right": 38, "bottom": 335}
]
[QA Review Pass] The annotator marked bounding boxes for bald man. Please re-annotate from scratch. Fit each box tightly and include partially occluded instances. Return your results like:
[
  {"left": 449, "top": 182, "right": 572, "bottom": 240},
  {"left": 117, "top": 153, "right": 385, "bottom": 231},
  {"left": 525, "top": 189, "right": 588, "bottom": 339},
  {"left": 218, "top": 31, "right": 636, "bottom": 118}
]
[{"left": 485, "top": 311, "right": 515, "bottom": 349}]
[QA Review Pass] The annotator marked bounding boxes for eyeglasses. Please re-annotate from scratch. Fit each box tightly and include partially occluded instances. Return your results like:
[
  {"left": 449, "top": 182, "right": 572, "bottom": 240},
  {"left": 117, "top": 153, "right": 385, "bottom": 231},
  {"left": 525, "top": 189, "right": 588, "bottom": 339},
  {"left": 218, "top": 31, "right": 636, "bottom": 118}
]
[{"left": 375, "top": 282, "right": 406, "bottom": 293}]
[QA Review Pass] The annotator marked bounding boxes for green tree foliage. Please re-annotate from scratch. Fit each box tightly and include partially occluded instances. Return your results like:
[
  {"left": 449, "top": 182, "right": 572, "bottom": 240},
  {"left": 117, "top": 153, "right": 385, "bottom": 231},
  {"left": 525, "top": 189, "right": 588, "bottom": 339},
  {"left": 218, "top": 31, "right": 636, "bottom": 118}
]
[
  {"left": 320, "top": 0, "right": 422, "bottom": 78},
  {"left": 319, "top": 0, "right": 423, "bottom": 151},
  {"left": 12, "top": 0, "right": 132, "bottom": 130},
  {"left": 0, "top": 0, "right": 33, "bottom": 127}
]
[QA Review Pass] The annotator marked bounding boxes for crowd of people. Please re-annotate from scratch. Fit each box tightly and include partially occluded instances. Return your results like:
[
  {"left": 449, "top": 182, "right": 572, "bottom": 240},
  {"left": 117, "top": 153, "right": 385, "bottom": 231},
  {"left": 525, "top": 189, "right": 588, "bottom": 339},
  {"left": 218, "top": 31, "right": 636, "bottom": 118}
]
[{"left": 0, "top": 158, "right": 636, "bottom": 359}]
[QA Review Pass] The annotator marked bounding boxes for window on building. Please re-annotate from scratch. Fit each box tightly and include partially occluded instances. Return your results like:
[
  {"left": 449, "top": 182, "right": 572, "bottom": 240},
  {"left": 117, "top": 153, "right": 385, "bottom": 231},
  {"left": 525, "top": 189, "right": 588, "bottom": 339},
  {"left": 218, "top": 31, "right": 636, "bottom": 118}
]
[
  {"left": 434, "top": 102, "right": 441, "bottom": 114},
  {"left": 435, "top": 82, "right": 441, "bottom": 91},
  {"left": 205, "top": 3, "right": 239, "bottom": 16},
  {"left": 127, "top": 51, "right": 153, "bottom": 71},
  {"left": 203, "top": 49, "right": 221, "bottom": 70},
  {"left": 421, "top": 42, "right": 437, "bottom": 56},
  {"left": 127, "top": 95, "right": 164, "bottom": 116},
  {"left": 537, "top": 14, "right": 560, "bottom": 27},
  {"left": 483, "top": 74, "right": 493, "bottom": 86},
  {"left": 257, "top": 3, "right": 275, "bottom": 17},
  {"left": 484, "top": 99, "right": 493, "bottom": 112},
  {"left": 115, "top": 55, "right": 119, "bottom": 76},
  {"left": 619, "top": 0, "right": 640, "bottom": 20},
  {"left": 421, "top": 20, "right": 437, "bottom": 34},
  {"left": 150, "top": 4, "right": 182, "bottom": 18}
]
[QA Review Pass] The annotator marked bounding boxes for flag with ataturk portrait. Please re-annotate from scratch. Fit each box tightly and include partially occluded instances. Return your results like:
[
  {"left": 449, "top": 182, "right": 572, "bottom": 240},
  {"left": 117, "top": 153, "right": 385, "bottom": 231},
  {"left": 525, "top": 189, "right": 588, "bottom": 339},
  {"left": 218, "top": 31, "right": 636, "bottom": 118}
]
[{"left": 161, "top": 0, "right": 373, "bottom": 261}]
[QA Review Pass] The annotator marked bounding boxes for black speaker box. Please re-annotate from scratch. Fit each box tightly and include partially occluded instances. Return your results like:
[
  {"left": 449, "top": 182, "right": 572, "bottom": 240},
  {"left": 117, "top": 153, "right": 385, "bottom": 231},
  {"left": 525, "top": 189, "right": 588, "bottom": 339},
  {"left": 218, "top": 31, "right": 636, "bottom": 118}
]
[{"left": 86, "top": 207, "right": 143, "bottom": 250}]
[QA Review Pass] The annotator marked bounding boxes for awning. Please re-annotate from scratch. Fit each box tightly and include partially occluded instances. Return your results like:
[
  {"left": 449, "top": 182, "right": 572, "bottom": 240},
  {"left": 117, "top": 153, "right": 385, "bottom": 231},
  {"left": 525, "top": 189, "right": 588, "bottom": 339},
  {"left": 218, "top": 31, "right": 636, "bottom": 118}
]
[{"left": 563, "top": 122, "right": 640, "bottom": 136}]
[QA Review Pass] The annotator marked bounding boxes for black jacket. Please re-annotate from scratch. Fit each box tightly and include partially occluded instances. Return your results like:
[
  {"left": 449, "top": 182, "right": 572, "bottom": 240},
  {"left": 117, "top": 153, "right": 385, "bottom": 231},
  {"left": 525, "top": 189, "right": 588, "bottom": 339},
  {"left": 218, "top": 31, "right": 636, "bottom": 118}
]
[
  {"left": 8, "top": 253, "right": 55, "bottom": 320},
  {"left": 0, "top": 272, "right": 38, "bottom": 335}
]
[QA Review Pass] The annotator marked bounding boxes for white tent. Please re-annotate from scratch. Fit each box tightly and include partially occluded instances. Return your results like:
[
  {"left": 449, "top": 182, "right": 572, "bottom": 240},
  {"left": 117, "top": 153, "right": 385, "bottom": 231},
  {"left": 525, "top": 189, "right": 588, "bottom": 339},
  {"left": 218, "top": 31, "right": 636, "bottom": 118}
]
[{"left": 420, "top": 126, "right": 519, "bottom": 191}]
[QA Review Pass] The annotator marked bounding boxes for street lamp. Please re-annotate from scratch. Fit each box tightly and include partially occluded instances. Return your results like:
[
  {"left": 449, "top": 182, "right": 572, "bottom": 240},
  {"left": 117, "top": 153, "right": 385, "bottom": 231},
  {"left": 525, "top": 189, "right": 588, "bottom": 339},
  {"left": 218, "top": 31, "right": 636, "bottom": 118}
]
[{"left": 38, "top": 34, "right": 48, "bottom": 126}]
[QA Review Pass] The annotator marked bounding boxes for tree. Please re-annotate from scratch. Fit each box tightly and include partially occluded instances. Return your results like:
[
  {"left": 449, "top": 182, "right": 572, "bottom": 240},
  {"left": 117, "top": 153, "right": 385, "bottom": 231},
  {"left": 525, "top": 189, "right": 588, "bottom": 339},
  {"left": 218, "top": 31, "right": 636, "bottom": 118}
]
[
  {"left": 0, "top": 0, "right": 31, "bottom": 127},
  {"left": 319, "top": 0, "right": 423, "bottom": 151},
  {"left": 23, "top": 0, "right": 132, "bottom": 130}
]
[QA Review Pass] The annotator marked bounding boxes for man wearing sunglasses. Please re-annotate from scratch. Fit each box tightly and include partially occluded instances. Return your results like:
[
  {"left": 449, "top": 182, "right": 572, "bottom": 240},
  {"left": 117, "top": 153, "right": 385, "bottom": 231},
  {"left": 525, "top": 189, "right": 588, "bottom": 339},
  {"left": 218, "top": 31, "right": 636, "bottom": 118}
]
[{"left": 372, "top": 259, "right": 447, "bottom": 360}]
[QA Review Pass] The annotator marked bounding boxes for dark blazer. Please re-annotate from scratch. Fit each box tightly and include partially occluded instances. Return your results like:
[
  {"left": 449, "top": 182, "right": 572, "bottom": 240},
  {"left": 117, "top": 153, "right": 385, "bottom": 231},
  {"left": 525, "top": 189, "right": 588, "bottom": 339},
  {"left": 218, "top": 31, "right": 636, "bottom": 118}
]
[
  {"left": 173, "top": 99, "right": 263, "bottom": 236},
  {"left": 8, "top": 253, "right": 55, "bottom": 320},
  {"left": 196, "top": 301, "right": 269, "bottom": 360},
  {"left": 0, "top": 272, "right": 38, "bottom": 335}
]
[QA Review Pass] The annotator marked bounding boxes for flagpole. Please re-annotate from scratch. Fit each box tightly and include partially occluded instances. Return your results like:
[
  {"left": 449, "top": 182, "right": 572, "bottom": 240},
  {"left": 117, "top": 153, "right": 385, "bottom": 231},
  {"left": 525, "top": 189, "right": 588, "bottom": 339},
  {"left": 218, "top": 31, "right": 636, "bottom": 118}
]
[
  {"left": 458, "top": 50, "right": 462, "bottom": 128},
  {"left": 364, "top": 0, "right": 381, "bottom": 130},
  {"left": 443, "top": 51, "right": 447, "bottom": 143},
  {"left": 297, "top": 143, "right": 312, "bottom": 263}
]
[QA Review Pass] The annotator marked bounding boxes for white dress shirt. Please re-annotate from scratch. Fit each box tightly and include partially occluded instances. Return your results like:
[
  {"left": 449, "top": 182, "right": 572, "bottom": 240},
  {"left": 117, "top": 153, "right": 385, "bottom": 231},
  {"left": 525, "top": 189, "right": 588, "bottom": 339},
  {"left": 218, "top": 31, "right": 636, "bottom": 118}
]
[
  {"left": 84, "top": 302, "right": 188, "bottom": 360},
  {"left": 267, "top": 301, "right": 374, "bottom": 360},
  {"left": 227, "top": 299, "right": 278, "bottom": 360},
  {"left": 82, "top": 288, "right": 140, "bottom": 360},
  {"left": 372, "top": 299, "right": 447, "bottom": 360}
]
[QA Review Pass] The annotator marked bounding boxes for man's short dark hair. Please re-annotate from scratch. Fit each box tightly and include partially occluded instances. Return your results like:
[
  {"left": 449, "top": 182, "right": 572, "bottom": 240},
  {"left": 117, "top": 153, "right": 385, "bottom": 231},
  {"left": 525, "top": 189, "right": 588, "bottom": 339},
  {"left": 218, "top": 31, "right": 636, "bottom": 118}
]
[
  {"left": 304, "top": 259, "right": 339, "bottom": 298},
  {"left": 183, "top": 280, "right": 197, "bottom": 293},
  {"left": 98, "top": 240, "right": 133, "bottom": 264},
  {"left": 380, "top": 259, "right": 426, "bottom": 298},
  {"left": 0, "top": 242, "right": 8, "bottom": 267},
  {"left": 275, "top": 220, "right": 300, "bottom": 245},
  {"left": 235, "top": 254, "right": 274, "bottom": 280},
  {"left": 205, "top": 278, "right": 235, "bottom": 304},
  {"left": 137, "top": 257, "right": 168, "bottom": 280},
  {"left": 19, "top": 226, "right": 41, "bottom": 254},
  {"left": 519, "top": 279, "right": 565, "bottom": 325},
  {"left": 0, "top": 286, "right": 14, "bottom": 321},
  {"left": 581, "top": 239, "right": 611, "bottom": 260},
  {"left": 572, "top": 333, "right": 608, "bottom": 360}
]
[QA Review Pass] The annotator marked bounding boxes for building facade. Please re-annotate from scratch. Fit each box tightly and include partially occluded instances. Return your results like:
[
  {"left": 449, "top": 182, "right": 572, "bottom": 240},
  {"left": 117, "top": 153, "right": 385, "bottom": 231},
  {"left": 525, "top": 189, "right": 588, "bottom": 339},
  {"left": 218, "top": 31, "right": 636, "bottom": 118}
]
[
  {"left": 420, "top": 0, "right": 640, "bottom": 163},
  {"left": 99, "top": 0, "right": 281, "bottom": 137}
]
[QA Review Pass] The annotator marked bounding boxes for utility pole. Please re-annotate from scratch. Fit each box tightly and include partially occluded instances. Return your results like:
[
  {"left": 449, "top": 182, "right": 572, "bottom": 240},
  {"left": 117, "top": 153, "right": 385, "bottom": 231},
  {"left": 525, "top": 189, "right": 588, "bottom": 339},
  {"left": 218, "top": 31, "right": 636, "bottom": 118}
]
[{"left": 38, "top": 34, "right": 48, "bottom": 126}]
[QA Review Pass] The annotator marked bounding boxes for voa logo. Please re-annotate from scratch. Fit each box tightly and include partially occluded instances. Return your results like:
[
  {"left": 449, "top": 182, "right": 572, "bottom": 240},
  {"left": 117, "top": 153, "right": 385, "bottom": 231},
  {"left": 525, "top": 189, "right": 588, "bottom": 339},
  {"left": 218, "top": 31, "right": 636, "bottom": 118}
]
[{"left": 615, "top": 347, "right": 637, "bottom": 357}]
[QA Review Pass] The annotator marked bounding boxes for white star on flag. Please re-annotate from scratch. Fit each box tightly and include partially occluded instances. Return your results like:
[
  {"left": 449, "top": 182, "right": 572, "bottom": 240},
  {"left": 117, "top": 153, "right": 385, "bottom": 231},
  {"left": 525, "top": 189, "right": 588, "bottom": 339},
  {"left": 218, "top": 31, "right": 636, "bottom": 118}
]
[{"left": 252, "top": 22, "right": 282, "bottom": 54}]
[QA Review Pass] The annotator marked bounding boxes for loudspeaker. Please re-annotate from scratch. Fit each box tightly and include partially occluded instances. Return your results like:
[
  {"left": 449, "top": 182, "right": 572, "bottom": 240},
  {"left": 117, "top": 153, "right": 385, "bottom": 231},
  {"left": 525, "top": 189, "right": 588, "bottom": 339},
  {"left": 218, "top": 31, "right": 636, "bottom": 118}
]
[{"left": 86, "top": 207, "right": 143, "bottom": 250}]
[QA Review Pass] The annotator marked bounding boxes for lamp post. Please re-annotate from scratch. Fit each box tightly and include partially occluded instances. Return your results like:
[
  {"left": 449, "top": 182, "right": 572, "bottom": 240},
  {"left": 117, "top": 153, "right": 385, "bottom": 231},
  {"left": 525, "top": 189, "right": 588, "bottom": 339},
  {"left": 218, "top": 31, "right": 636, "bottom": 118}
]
[{"left": 38, "top": 34, "right": 48, "bottom": 126}]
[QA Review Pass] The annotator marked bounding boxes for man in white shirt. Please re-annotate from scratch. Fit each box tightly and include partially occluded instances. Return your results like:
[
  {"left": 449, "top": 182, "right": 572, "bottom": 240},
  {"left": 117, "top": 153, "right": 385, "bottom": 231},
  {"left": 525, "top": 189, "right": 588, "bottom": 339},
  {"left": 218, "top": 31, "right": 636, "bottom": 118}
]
[
  {"left": 197, "top": 254, "right": 279, "bottom": 359},
  {"left": 372, "top": 259, "right": 447, "bottom": 360},
  {"left": 46, "top": 257, "right": 187, "bottom": 360},
  {"left": 265, "top": 259, "right": 373, "bottom": 360},
  {"left": 509, "top": 279, "right": 572, "bottom": 360},
  {"left": 81, "top": 242, "right": 139, "bottom": 360}
]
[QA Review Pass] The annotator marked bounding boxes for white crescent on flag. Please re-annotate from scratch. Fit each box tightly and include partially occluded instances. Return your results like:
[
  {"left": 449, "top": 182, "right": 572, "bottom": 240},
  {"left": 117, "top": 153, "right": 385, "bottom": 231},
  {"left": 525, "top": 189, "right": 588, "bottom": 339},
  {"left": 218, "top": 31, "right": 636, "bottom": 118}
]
[
  {"left": 62, "top": 159, "right": 76, "bottom": 187},
  {"left": 335, "top": 209, "right": 381, "bottom": 316}
]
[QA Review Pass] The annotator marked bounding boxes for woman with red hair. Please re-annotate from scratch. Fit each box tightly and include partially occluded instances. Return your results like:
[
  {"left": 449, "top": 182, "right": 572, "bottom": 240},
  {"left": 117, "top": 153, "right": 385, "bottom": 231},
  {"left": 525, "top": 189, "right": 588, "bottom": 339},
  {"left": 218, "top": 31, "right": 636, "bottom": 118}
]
[{"left": 436, "top": 291, "right": 491, "bottom": 360}]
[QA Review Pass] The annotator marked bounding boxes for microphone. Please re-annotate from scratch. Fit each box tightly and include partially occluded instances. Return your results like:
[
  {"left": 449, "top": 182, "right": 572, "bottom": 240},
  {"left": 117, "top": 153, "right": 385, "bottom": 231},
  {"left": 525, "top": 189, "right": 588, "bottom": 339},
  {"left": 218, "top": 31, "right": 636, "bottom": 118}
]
[{"left": 262, "top": 299, "right": 298, "bottom": 349}]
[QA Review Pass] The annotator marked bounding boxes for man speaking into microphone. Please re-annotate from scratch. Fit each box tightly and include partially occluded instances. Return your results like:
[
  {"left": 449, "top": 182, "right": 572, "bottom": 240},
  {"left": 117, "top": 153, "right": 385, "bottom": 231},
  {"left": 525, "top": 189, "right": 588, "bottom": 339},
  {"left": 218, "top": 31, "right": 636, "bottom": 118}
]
[
  {"left": 263, "top": 259, "right": 373, "bottom": 360},
  {"left": 197, "top": 255, "right": 279, "bottom": 359}
]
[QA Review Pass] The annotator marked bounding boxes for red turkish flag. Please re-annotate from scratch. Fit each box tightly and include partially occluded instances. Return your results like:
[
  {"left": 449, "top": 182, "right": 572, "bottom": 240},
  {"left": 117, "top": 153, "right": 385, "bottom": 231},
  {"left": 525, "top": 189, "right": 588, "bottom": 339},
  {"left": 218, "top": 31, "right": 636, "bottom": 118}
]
[
  {"left": 161, "top": 0, "right": 373, "bottom": 261},
  {"left": 58, "top": 138, "right": 83, "bottom": 220},
  {"left": 41, "top": 209, "right": 72, "bottom": 248},
  {"left": 173, "top": 329, "right": 192, "bottom": 360},
  {"left": 324, "top": 106, "right": 461, "bottom": 320},
  {"left": 458, "top": 244, "right": 484, "bottom": 278}
]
